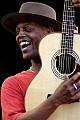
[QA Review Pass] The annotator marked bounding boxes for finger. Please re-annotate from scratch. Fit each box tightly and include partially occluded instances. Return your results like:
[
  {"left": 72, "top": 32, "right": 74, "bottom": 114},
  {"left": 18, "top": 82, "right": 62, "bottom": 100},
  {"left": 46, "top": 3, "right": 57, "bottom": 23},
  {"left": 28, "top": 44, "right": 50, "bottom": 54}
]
[
  {"left": 73, "top": 80, "right": 80, "bottom": 89},
  {"left": 72, "top": 0, "right": 80, "bottom": 4},
  {"left": 72, "top": 0, "right": 80, "bottom": 7},
  {"left": 69, "top": 72, "right": 80, "bottom": 84},
  {"left": 71, "top": 83, "right": 80, "bottom": 96},
  {"left": 72, "top": 92, "right": 80, "bottom": 101},
  {"left": 73, "top": 3, "right": 80, "bottom": 7}
]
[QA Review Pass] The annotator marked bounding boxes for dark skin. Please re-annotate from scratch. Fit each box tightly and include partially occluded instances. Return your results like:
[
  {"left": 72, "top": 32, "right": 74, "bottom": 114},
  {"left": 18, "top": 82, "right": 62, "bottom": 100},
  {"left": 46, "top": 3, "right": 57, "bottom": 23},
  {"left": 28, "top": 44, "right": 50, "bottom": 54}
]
[
  {"left": 2, "top": 1, "right": 79, "bottom": 120},
  {"left": 16, "top": 22, "right": 52, "bottom": 72},
  {"left": 72, "top": 0, "right": 80, "bottom": 7},
  {"left": 15, "top": 22, "right": 80, "bottom": 120}
]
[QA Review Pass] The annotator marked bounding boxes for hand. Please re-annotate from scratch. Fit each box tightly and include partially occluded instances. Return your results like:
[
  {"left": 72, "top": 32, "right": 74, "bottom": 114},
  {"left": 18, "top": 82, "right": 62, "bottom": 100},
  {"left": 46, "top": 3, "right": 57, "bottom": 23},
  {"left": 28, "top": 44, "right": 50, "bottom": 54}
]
[
  {"left": 72, "top": 0, "right": 80, "bottom": 7},
  {"left": 52, "top": 72, "right": 80, "bottom": 106}
]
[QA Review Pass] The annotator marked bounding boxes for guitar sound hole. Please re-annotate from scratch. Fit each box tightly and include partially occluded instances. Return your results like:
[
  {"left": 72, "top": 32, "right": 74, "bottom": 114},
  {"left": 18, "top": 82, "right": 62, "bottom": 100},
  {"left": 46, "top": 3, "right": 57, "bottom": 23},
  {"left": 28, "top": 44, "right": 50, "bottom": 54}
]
[{"left": 56, "top": 54, "right": 75, "bottom": 74}]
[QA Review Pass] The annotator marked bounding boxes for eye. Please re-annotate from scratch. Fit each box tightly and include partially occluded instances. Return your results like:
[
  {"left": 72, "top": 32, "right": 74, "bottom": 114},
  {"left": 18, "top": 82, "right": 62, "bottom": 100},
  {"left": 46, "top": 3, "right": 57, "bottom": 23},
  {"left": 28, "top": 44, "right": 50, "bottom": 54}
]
[
  {"left": 15, "top": 25, "right": 35, "bottom": 34},
  {"left": 23, "top": 26, "right": 34, "bottom": 32},
  {"left": 16, "top": 27, "right": 20, "bottom": 35}
]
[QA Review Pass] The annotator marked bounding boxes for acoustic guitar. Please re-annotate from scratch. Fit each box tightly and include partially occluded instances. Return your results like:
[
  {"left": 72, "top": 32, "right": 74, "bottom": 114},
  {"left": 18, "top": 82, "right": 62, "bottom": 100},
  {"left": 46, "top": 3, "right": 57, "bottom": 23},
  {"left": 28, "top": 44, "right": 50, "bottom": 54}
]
[{"left": 24, "top": 0, "right": 80, "bottom": 119}]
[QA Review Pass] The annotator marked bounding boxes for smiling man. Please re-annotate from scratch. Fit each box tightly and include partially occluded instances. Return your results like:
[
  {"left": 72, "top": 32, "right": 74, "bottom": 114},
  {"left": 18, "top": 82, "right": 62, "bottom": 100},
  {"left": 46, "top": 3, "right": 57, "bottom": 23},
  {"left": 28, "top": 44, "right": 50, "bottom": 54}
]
[{"left": 1, "top": 1, "right": 80, "bottom": 120}]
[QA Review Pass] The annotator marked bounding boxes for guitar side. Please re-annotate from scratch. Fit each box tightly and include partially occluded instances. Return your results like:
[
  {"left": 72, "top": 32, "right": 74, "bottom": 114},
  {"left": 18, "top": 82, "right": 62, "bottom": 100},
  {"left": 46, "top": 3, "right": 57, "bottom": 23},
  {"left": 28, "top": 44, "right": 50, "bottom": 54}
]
[{"left": 25, "top": 33, "right": 80, "bottom": 120}]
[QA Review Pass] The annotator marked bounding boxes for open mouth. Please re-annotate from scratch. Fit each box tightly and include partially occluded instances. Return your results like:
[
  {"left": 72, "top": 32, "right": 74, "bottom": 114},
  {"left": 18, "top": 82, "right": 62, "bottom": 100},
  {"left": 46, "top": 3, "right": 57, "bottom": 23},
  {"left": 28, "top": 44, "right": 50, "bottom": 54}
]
[{"left": 20, "top": 41, "right": 31, "bottom": 49}]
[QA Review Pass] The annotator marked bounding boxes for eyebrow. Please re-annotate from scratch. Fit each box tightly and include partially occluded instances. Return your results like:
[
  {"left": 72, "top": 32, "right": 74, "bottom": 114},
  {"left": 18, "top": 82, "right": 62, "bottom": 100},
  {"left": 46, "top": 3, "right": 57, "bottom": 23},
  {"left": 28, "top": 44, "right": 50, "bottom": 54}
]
[{"left": 16, "top": 23, "right": 34, "bottom": 28}]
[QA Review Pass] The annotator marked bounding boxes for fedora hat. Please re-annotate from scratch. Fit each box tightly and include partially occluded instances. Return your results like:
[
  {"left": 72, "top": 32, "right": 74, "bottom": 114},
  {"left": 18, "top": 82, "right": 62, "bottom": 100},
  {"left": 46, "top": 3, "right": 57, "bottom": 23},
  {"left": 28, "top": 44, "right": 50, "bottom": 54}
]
[{"left": 1, "top": 2, "right": 62, "bottom": 34}]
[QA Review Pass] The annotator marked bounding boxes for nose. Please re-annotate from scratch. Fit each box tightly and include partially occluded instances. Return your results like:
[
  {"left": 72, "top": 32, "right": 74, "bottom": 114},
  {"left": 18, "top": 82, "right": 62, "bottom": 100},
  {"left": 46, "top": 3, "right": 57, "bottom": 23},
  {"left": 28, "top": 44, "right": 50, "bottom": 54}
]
[
  {"left": 18, "top": 28, "right": 27, "bottom": 36},
  {"left": 16, "top": 28, "right": 26, "bottom": 42}
]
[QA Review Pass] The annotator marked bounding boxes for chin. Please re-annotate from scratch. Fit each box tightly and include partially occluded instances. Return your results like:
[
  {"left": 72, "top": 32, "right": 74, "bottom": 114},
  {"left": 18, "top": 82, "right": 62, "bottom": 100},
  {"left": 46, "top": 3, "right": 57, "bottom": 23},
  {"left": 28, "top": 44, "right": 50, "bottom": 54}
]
[{"left": 22, "top": 54, "right": 30, "bottom": 60}]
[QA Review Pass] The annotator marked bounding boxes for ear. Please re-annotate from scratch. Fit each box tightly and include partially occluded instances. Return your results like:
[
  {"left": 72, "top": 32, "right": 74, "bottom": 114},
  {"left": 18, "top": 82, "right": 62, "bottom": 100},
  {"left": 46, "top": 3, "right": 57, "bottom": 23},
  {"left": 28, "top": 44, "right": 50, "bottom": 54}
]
[
  {"left": 47, "top": 27, "right": 54, "bottom": 33},
  {"left": 74, "top": 24, "right": 78, "bottom": 33}
]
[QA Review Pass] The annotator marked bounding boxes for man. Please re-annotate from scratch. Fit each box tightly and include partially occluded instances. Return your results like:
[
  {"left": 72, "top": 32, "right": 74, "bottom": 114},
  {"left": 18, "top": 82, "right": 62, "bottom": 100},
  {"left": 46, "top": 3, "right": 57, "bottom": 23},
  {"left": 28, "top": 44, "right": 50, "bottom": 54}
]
[{"left": 1, "top": 1, "right": 80, "bottom": 120}]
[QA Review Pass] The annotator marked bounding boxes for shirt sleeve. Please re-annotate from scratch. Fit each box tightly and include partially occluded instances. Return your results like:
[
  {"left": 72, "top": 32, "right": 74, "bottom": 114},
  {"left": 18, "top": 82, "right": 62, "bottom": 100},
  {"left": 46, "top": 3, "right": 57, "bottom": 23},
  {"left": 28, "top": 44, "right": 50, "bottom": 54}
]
[{"left": 1, "top": 76, "right": 25, "bottom": 120}]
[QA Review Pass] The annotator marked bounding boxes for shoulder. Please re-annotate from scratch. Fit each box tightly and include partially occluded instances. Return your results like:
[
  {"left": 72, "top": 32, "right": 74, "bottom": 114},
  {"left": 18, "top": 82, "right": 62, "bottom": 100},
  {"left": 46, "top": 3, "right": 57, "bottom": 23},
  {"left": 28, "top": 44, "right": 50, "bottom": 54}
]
[
  {"left": 1, "top": 71, "right": 26, "bottom": 88},
  {"left": 1, "top": 70, "right": 37, "bottom": 89}
]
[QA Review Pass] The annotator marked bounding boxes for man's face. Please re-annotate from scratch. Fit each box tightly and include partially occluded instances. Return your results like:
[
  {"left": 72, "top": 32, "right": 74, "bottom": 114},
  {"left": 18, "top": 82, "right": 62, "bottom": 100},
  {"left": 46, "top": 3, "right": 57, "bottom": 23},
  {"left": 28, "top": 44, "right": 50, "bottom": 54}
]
[{"left": 16, "top": 22, "right": 50, "bottom": 60}]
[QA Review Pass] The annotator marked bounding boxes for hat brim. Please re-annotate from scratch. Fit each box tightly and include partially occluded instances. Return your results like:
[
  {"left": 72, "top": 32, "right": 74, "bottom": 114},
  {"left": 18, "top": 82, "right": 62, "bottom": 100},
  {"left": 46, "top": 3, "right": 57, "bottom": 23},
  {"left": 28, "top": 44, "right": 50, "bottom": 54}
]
[{"left": 1, "top": 13, "right": 62, "bottom": 34}]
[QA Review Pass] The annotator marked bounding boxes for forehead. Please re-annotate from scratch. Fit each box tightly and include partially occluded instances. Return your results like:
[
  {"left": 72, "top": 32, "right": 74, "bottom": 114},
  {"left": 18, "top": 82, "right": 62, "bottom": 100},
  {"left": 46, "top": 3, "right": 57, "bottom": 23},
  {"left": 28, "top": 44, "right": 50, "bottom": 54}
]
[{"left": 16, "top": 22, "right": 41, "bottom": 28}]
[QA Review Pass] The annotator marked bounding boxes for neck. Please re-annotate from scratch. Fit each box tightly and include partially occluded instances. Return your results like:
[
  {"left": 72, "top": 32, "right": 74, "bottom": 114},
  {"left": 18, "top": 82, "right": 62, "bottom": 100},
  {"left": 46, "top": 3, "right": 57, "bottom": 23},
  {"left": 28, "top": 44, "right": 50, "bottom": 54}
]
[{"left": 30, "top": 58, "right": 41, "bottom": 72}]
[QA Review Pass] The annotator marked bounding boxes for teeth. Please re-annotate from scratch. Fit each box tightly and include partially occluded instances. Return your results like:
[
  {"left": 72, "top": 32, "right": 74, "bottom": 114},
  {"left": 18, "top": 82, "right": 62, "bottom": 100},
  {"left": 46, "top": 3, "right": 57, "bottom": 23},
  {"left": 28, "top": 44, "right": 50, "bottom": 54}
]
[{"left": 20, "top": 41, "right": 30, "bottom": 46}]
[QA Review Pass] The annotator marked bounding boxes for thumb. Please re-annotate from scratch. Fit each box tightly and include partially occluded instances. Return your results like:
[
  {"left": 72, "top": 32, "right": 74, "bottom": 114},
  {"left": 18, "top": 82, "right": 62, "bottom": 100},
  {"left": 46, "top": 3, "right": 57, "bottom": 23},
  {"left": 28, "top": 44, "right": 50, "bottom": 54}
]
[{"left": 64, "top": 74, "right": 69, "bottom": 81}]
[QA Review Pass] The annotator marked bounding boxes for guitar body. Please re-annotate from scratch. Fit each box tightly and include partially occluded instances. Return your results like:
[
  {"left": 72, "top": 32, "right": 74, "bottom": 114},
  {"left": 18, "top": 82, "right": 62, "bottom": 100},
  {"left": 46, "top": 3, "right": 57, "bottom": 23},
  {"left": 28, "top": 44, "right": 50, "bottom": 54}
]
[{"left": 25, "top": 33, "right": 80, "bottom": 120}]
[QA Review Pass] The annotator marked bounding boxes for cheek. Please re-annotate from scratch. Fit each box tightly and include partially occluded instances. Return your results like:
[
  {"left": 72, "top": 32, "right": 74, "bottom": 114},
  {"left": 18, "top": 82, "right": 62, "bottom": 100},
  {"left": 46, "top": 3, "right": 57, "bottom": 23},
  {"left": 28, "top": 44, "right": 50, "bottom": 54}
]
[
  {"left": 16, "top": 35, "right": 18, "bottom": 42},
  {"left": 16, "top": 36, "right": 20, "bottom": 46},
  {"left": 29, "top": 31, "right": 45, "bottom": 49},
  {"left": 32, "top": 41, "right": 40, "bottom": 55},
  {"left": 37, "top": 31, "right": 48, "bottom": 42}
]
